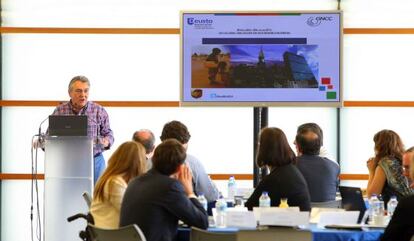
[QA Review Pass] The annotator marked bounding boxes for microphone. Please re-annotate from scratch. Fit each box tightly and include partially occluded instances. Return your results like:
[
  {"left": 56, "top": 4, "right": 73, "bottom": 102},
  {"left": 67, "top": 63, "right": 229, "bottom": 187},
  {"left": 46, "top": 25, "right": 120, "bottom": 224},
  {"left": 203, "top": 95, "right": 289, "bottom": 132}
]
[{"left": 38, "top": 115, "right": 49, "bottom": 137}]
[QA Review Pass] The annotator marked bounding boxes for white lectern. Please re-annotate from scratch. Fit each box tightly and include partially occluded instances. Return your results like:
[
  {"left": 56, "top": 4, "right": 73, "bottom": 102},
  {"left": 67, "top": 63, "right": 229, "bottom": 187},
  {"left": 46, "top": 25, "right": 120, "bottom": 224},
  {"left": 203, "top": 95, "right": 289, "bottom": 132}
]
[{"left": 44, "top": 136, "right": 93, "bottom": 241}]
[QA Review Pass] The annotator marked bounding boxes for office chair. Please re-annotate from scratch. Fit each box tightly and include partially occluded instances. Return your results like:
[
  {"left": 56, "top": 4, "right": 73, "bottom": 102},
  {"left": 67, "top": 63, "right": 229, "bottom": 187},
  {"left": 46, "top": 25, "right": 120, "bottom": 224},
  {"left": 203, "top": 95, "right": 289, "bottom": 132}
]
[
  {"left": 88, "top": 224, "right": 146, "bottom": 241},
  {"left": 83, "top": 191, "right": 93, "bottom": 208},
  {"left": 191, "top": 227, "right": 237, "bottom": 241}
]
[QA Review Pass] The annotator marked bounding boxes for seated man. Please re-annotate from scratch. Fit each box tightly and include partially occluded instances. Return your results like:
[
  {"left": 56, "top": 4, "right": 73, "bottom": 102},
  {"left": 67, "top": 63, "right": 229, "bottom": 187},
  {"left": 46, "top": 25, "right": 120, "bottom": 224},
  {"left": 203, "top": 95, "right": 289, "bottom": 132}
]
[
  {"left": 120, "top": 139, "right": 208, "bottom": 241},
  {"left": 295, "top": 123, "right": 340, "bottom": 202},
  {"left": 132, "top": 129, "right": 156, "bottom": 171},
  {"left": 160, "top": 120, "right": 219, "bottom": 202}
]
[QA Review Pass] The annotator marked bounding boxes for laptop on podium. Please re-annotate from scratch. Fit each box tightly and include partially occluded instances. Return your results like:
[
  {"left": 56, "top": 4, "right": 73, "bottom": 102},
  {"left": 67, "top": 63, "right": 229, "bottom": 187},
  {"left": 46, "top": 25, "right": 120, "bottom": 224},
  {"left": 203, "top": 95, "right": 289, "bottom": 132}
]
[{"left": 48, "top": 115, "right": 88, "bottom": 136}]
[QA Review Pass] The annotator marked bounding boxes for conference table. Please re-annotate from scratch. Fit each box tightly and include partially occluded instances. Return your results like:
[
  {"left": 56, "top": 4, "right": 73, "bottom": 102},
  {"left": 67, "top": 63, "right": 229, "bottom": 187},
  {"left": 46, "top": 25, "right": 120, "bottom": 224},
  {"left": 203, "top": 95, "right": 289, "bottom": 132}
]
[{"left": 176, "top": 224, "right": 384, "bottom": 241}]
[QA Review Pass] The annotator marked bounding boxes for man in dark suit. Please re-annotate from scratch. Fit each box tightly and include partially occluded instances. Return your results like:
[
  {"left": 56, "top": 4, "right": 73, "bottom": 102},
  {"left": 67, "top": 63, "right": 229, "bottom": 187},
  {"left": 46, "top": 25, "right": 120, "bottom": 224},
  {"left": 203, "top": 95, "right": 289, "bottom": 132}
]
[
  {"left": 120, "top": 139, "right": 208, "bottom": 241},
  {"left": 295, "top": 123, "right": 340, "bottom": 202}
]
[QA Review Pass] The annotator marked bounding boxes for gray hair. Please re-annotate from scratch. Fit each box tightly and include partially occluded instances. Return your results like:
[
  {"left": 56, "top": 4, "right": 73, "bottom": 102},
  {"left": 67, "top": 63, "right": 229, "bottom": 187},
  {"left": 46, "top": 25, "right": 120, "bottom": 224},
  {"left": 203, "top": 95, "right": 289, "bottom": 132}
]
[
  {"left": 133, "top": 129, "right": 156, "bottom": 154},
  {"left": 68, "top": 75, "right": 90, "bottom": 92}
]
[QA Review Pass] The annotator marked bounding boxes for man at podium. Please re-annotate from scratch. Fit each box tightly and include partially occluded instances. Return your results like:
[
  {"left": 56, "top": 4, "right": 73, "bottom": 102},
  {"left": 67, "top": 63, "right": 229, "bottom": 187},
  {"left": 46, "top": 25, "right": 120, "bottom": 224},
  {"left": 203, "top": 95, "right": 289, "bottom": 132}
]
[{"left": 51, "top": 75, "right": 114, "bottom": 183}]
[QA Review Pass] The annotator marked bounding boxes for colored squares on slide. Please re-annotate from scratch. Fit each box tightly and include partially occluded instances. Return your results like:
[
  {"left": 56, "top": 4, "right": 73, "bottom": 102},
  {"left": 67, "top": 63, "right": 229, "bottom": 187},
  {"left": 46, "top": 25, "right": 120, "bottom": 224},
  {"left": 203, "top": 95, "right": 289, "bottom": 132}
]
[
  {"left": 319, "top": 77, "right": 336, "bottom": 100},
  {"left": 327, "top": 92, "right": 336, "bottom": 99},
  {"left": 321, "top": 77, "right": 331, "bottom": 85}
]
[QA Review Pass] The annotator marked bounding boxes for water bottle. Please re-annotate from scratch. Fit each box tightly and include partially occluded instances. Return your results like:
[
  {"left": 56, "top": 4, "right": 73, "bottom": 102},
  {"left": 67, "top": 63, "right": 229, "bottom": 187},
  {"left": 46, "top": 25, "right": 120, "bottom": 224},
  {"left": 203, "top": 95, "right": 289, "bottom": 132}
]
[
  {"left": 368, "top": 194, "right": 378, "bottom": 224},
  {"left": 198, "top": 194, "right": 208, "bottom": 212},
  {"left": 387, "top": 196, "right": 398, "bottom": 217},
  {"left": 259, "top": 191, "right": 271, "bottom": 207},
  {"left": 373, "top": 196, "right": 385, "bottom": 225},
  {"left": 227, "top": 176, "right": 237, "bottom": 200},
  {"left": 215, "top": 197, "right": 228, "bottom": 228}
]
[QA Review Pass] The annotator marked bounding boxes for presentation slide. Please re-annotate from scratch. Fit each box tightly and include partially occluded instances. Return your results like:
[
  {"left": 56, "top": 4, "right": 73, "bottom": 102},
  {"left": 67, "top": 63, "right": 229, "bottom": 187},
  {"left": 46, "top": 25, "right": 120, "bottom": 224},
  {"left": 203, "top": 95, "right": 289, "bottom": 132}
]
[{"left": 181, "top": 12, "right": 341, "bottom": 105}]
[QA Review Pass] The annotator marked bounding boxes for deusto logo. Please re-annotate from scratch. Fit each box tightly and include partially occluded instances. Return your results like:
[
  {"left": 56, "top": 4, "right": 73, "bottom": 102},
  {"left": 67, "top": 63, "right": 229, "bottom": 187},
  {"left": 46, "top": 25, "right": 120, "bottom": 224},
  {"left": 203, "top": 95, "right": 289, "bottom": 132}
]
[
  {"left": 187, "top": 18, "right": 213, "bottom": 25},
  {"left": 307, "top": 16, "right": 333, "bottom": 27}
]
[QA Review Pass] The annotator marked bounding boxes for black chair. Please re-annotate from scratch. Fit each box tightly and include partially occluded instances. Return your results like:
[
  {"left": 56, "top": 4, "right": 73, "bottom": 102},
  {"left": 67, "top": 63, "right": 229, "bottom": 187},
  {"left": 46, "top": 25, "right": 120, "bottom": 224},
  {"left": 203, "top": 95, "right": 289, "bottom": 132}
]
[
  {"left": 83, "top": 191, "right": 92, "bottom": 208},
  {"left": 191, "top": 227, "right": 237, "bottom": 241},
  {"left": 87, "top": 224, "right": 146, "bottom": 241}
]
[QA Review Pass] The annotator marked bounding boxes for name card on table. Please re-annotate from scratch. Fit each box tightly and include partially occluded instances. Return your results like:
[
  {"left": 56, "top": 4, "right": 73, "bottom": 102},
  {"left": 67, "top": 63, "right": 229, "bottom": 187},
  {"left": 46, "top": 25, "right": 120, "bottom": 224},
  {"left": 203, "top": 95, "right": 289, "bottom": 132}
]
[
  {"left": 226, "top": 210, "right": 257, "bottom": 228},
  {"left": 317, "top": 211, "right": 359, "bottom": 228},
  {"left": 310, "top": 208, "right": 345, "bottom": 224},
  {"left": 253, "top": 207, "right": 300, "bottom": 222},
  {"left": 259, "top": 211, "right": 310, "bottom": 227}
]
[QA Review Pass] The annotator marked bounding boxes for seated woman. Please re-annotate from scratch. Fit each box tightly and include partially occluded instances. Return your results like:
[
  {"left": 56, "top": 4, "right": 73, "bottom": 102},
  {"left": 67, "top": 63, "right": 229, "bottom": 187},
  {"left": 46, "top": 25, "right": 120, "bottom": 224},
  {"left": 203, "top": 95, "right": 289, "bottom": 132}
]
[
  {"left": 366, "top": 130, "right": 413, "bottom": 203},
  {"left": 90, "top": 141, "right": 146, "bottom": 228},
  {"left": 245, "top": 127, "right": 311, "bottom": 211},
  {"left": 381, "top": 156, "right": 414, "bottom": 241}
]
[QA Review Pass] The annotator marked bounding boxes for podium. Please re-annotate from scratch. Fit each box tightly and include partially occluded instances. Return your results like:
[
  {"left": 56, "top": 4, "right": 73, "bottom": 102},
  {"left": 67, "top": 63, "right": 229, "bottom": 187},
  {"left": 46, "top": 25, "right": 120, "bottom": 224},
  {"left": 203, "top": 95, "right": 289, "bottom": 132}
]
[{"left": 44, "top": 136, "right": 93, "bottom": 241}]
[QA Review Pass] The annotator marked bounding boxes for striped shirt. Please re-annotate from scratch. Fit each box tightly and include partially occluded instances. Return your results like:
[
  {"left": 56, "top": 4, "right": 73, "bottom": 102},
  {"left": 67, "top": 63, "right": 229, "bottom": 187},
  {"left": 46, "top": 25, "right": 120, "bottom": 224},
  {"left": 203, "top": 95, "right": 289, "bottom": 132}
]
[{"left": 52, "top": 101, "right": 114, "bottom": 156}]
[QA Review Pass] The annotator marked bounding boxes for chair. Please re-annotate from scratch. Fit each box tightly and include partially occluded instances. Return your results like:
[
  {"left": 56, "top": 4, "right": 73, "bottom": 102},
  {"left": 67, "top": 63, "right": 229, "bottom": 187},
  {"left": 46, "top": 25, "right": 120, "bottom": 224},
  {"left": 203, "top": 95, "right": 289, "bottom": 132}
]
[
  {"left": 238, "top": 227, "right": 312, "bottom": 241},
  {"left": 83, "top": 191, "right": 93, "bottom": 208},
  {"left": 87, "top": 224, "right": 146, "bottom": 241},
  {"left": 191, "top": 227, "right": 312, "bottom": 241},
  {"left": 311, "top": 200, "right": 341, "bottom": 208},
  {"left": 191, "top": 227, "right": 237, "bottom": 241}
]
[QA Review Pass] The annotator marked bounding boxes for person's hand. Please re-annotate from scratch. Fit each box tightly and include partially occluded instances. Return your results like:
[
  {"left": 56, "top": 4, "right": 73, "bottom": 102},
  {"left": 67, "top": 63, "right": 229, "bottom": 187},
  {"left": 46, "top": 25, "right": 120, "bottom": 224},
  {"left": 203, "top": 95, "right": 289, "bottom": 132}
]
[
  {"left": 178, "top": 164, "right": 194, "bottom": 196},
  {"left": 100, "top": 137, "right": 110, "bottom": 148},
  {"left": 367, "top": 157, "right": 377, "bottom": 173}
]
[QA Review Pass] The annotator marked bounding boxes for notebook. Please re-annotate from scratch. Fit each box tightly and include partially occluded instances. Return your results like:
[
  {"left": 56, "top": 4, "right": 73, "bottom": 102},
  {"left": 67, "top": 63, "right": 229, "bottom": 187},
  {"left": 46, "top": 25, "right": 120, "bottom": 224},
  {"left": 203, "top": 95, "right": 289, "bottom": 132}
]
[
  {"left": 48, "top": 115, "right": 88, "bottom": 136},
  {"left": 339, "top": 186, "right": 367, "bottom": 223}
]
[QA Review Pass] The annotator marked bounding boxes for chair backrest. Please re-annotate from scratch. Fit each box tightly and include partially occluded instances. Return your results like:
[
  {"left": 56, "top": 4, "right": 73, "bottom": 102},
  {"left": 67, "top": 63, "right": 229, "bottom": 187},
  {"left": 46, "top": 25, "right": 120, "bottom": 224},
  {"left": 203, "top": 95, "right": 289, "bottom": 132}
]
[
  {"left": 311, "top": 200, "right": 341, "bottom": 208},
  {"left": 191, "top": 227, "right": 237, "bottom": 241},
  {"left": 83, "top": 191, "right": 92, "bottom": 208},
  {"left": 238, "top": 227, "right": 312, "bottom": 241},
  {"left": 88, "top": 224, "right": 146, "bottom": 241},
  {"left": 191, "top": 227, "right": 311, "bottom": 241}
]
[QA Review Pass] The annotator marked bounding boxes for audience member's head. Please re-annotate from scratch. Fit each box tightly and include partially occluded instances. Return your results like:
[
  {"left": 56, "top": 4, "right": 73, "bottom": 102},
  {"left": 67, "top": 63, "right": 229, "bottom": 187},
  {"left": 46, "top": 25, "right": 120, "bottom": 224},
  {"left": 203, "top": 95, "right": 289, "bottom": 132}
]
[
  {"left": 373, "top": 129, "right": 404, "bottom": 162},
  {"left": 403, "top": 146, "right": 414, "bottom": 179},
  {"left": 297, "top": 122, "right": 323, "bottom": 143},
  {"left": 132, "top": 129, "right": 155, "bottom": 155},
  {"left": 256, "top": 127, "right": 296, "bottom": 169},
  {"left": 152, "top": 139, "right": 187, "bottom": 176},
  {"left": 94, "top": 141, "right": 146, "bottom": 201},
  {"left": 160, "top": 120, "right": 191, "bottom": 145},
  {"left": 295, "top": 123, "right": 323, "bottom": 156}
]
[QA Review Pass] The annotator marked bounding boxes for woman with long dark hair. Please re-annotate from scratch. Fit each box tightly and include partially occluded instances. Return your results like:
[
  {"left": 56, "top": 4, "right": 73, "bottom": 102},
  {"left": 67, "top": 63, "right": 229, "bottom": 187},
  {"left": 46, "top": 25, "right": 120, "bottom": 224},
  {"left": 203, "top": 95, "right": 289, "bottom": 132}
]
[{"left": 245, "top": 127, "right": 311, "bottom": 211}]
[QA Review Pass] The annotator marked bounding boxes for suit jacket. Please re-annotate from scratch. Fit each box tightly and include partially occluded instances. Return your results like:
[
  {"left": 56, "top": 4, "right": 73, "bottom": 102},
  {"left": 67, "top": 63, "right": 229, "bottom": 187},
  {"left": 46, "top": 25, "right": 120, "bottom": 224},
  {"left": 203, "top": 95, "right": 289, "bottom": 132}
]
[
  {"left": 381, "top": 195, "right": 414, "bottom": 241},
  {"left": 120, "top": 169, "right": 208, "bottom": 241},
  {"left": 297, "top": 154, "right": 339, "bottom": 202},
  {"left": 245, "top": 164, "right": 311, "bottom": 211}
]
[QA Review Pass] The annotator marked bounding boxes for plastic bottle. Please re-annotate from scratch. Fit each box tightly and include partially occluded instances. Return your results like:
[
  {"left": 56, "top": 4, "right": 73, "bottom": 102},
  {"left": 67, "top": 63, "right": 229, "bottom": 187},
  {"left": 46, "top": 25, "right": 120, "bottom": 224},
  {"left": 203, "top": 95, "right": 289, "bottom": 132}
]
[
  {"left": 259, "top": 191, "right": 271, "bottom": 207},
  {"left": 387, "top": 196, "right": 398, "bottom": 217},
  {"left": 368, "top": 194, "right": 379, "bottom": 224},
  {"left": 279, "top": 198, "right": 289, "bottom": 208},
  {"left": 227, "top": 176, "right": 237, "bottom": 200},
  {"left": 372, "top": 195, "right": 385, "bottom": 225},
  {"left": 198, "top": 194, "right": 208, "bottom": 211},
  {"left": 215, "top": 196, "right": 228, "bottom": 228}
]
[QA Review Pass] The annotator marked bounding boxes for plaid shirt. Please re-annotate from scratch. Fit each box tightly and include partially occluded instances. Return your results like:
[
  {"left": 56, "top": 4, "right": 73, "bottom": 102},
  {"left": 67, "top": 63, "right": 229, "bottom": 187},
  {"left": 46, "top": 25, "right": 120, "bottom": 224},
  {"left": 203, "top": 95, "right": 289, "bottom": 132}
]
[{"left": 52, "top": 101, "right": 114, "bottom": 156}]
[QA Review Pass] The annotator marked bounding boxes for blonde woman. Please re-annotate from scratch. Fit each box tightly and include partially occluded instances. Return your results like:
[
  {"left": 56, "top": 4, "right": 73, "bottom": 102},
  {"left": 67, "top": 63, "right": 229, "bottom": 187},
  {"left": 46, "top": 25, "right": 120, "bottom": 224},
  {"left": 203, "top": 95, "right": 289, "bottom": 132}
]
[{"left": 90, "top": 141, "right": 146, "bottom": 228}]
